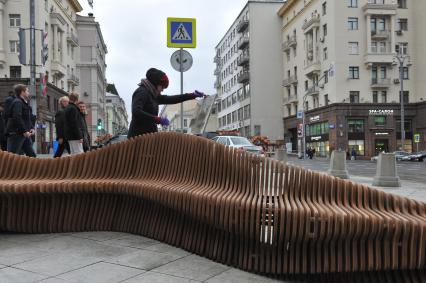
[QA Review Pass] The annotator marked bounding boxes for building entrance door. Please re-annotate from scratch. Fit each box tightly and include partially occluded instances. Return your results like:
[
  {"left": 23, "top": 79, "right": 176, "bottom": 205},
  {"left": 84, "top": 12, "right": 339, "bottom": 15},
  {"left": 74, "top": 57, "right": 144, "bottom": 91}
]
[{"left": 375, "top": 139, "right": 389, "bottom": 156}]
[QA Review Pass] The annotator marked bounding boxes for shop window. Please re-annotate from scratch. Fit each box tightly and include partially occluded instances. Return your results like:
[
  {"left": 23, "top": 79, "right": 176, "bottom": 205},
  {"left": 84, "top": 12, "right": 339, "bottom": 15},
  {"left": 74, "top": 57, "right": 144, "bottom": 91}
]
[
  {"left": 372, "top": 91, "right": 378, "bottom": 103},
  {"left": 348, "top": 119, "right": 364, "bottom": 133},
  {"left": 374, "top": 116, "right": 386, "bottom": 126},
  {"left": 348, "top": 140, "right": 365, "bottom": 156}
]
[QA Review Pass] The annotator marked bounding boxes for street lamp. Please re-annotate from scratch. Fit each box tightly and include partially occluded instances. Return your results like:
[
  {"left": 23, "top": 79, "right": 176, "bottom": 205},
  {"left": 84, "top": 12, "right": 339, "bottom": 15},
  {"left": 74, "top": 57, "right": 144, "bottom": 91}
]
[
  {"left": 300, "top": 68, "right": 332, "bottom": 159},
  {"left": 393, "top": 54, "right": 411, "bottom": 151}
]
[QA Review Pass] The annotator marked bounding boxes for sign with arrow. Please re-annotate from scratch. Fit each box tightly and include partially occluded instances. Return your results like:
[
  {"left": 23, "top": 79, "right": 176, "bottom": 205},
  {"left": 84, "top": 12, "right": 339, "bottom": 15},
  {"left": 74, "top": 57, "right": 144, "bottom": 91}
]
[{"left": 167, "top": 17, "right": 196, "bottom": 48}]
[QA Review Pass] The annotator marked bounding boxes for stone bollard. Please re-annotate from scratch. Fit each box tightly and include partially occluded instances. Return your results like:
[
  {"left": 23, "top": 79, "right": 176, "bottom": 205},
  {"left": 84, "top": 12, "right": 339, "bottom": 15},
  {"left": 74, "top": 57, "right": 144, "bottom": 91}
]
[
  {"left": 275, "top": 149, "right": 287, "bottom": 163},
  {"left": 327, "top": 150, "right": 349, "bottom": 179},
  {"left": 372, "top": 153, "right": 401, "bottom": 187}
]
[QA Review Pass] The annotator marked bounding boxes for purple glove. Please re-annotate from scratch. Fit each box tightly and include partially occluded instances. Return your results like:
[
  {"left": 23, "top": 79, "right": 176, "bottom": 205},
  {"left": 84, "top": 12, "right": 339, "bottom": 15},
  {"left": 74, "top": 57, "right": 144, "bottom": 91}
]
[
  {"left": 160, "top": 117, "right": 170, "bottom": 126},
  {"left": 154, "top": 116, "right": 170, "bottom": 126},
  {"left": 193, "top": 90, "right": 205, "bottom": 98}
]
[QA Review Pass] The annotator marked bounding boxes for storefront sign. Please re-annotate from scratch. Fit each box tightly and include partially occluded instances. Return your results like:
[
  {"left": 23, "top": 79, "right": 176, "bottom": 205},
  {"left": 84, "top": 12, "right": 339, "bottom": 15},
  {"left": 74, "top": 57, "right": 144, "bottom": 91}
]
[
  {"left": 297, "top": 110, "right": 303, "bottom": 119},
  {"left": 310, "top": 136, "right": 322, "bottom": 141},
  {"left": 329, "top": 124, "right": 335, "bottom": 129},
  {"left": 414, "top": 134, "right": 420, "bottom": 143},
  {"left": 375, "top": 132, "right": 389, "bottom": 136},
  {"left": 309, "top": 115, "right": 320, "bottom": 122},
  {"left": 369, "top": 109, "right": 394, "bottom": 116}
]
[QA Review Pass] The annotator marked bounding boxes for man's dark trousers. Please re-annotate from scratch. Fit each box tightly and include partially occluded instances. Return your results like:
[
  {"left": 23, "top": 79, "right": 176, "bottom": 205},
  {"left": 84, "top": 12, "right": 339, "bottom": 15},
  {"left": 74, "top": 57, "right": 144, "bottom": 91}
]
[
  {"left": 54, "top": 140, "right": 70, "bottom": 158},
  {"left": 7, "top": 134, "right": 36, "bottom": 157}
]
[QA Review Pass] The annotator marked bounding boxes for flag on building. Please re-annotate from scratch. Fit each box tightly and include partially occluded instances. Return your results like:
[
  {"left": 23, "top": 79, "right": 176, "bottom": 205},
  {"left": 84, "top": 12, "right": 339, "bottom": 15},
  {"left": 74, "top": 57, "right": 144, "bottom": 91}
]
[{"left": 39, "top": 72, "right": 48, "bottom": 96}]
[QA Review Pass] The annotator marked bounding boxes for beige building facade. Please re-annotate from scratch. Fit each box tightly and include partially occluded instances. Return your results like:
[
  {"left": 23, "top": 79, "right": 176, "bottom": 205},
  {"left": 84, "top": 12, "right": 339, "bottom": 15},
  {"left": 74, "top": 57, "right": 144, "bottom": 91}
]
[
  {"left": 214, "top": 1, "right": 284, "bottom": 141},
  {"left": 279, "top": 0, "right": 426, "bottom": 158},
  {"left": 105, "top": 84, "right": 128, "bottom": 136}
]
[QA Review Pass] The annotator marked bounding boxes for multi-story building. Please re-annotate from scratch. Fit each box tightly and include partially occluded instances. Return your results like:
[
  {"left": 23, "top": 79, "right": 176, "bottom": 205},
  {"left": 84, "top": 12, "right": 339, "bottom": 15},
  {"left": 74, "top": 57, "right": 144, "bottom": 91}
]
[
  {"left": 76, "top": 13, "right": 107, "bottom": 144},
  {"left": 278, "top": 0, "right": 426, "bottom": 158},
  {"left": 105, "top": 83, "right": 128, "bottom": 136},
  {"left": 214, "top": 0, "right": 284, "bottom": 141},
  {"left": 159, "top": 99, "right": 198, "bottom": 133},
  {"left": 0, "top": 0, "right": 83, "bottom": 153},
  {"left": 188, "top": 95, "right": 218, "bottom": 135}
]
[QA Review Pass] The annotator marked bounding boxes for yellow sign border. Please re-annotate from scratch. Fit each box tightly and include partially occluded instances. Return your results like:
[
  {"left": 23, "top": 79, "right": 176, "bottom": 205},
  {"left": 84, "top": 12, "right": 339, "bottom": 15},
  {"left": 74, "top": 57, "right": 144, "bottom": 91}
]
[{"left": 167, "top": 17, "right": 196, "bottom": 48}]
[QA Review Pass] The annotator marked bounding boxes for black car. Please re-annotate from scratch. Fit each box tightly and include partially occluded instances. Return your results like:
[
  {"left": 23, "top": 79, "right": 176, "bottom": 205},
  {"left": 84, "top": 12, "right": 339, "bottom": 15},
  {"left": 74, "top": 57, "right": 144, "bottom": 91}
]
[{"left": 403, "top": 151, "right": 426, "bottom": 162}]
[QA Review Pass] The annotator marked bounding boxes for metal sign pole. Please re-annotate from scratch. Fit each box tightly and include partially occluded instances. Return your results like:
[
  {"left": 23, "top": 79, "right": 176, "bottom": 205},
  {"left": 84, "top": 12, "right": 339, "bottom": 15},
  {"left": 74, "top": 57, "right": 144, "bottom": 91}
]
[
  {"left": 30, "top": 0, "right": 37, "bottom": 153},
  {"left": 180, "top": 48, "right": 184, "bottom": 133}
]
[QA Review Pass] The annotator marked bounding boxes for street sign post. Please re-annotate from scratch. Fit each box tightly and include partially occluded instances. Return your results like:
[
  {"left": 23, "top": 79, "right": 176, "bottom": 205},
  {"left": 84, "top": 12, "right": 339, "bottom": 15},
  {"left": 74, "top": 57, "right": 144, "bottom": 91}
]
[
  {"left": 414, "top": 133, "right": 420, "bottom": 152},
  {"left": 167, "top": 17, "right": 196, "bottom": 48}
]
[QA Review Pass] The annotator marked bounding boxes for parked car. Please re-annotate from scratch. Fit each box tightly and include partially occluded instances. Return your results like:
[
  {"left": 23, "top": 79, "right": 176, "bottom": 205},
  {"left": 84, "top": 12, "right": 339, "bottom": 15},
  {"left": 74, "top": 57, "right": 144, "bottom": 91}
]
[
  {"left": 402, "top": 151, "right": 426, "bottom": 162},
  {"left": 103, "top": 135, "right": 128, "bottom": 146},
  {"left": 211, "top": 136, "right": 264, "bottom": 156},
  {"left": 370, "top": 151, "right": 410, "bottom": 162}
]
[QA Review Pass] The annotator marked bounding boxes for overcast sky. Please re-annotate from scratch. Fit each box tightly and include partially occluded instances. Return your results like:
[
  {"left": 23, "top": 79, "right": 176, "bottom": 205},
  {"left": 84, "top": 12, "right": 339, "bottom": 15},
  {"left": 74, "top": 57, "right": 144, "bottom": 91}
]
[{"left": 77, "top": 0, "right": 249, "bottom": 120}]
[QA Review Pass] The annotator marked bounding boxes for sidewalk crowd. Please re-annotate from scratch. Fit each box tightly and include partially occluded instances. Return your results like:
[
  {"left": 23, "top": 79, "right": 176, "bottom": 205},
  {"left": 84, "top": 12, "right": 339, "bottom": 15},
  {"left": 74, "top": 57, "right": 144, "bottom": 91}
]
[{"left": 0, "top": 84, "right": 90, "bottom": 157}]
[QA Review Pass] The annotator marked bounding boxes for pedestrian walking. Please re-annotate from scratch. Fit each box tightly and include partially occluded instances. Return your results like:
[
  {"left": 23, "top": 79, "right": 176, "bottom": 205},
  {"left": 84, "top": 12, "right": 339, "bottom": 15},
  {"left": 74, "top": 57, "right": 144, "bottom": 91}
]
[
  {"left": 0, "top": 105, "right": 6, "bottom": 151},
  {"left": 77, "top": 101, "right": 91, "bottom": 152},
  {"left": 64, "top": 92, "right": 84, "bottom": 155},
  {"left": 53, "top": 96, "right": 70, "bottom": 157},
  {"left": 128, "top": 68, "right": 205, "bottom": 138},
  {"left": 5, "top": 84, "right": 36, "bottom": 157},
  {"left": 351, "top": 147, "right": 357, "bottom": 161}
]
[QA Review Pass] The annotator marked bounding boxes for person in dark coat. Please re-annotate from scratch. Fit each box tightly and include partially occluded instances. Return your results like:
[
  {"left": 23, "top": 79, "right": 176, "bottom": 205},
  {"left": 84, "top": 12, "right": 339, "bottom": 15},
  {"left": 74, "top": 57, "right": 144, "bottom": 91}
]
[
  {"left": 0, "top": 105, "right": 6, "bottom": 151},
  {"left": 127, "top": 68, "right": 204, "bottom": 138},
  {"left": 5, "top": 84, "right": 36, "bottom": 157},
  {"left": 64, "top": 92, "right": 84, "bottom": 155},
  {"left": 53, "top": 96, "right": 70, "bottom": 157},
  {"left": 77, "top": 101, "right": 91, "bottom": 152}
]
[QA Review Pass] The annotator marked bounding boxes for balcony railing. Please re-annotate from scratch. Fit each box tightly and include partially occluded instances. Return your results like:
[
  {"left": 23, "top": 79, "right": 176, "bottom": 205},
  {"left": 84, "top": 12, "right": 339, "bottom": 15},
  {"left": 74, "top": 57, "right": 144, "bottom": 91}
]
[
  {"left": 237, "top": 53, "right": 249, "bottom": 66},
  {"left": 371, "top": 78, "right": 391, "bottom": 88},
  {"left": 238, "top": 36, "right": 249, "bottom": 50},
  {"left": 236, "top": 19, "right": 249, "bottom": 33},
  {"left": 282, "top": 35, "right": 297, "bottom": 52},
  {"left": 304, "top": 61, "right": 321, "bottom": 77},
  {"left": 302, "top": 14, "right": 320, "bottom": 31},
  {"left": 67, "top": 71, "right": 80, "bottom": 85},
  {"left": 282, "top": 75, "right": 298, "bottom": 87},
  {"left": 214, "top": 67, "right": 221, "bottom": 75},
  {"left": 362, "top": 2, "right": 398, "bottom": 14},
  {"left": 371, "top": 30, "right": 390, "bottom": 39},
  {"left": 237, "top": 72, "right": 250, "bottom": 84},
  {"left": 66, "top": 32, "right": 79, "bottom": 46},
  {"left": 306, "top": 86, "right": 320, "bottom": 96},
  {"left": 283, "top": 95, "right": 298, "bottom": 104},
  {"left": 213, "top": 55, "right": 220, "bottom": 63}
]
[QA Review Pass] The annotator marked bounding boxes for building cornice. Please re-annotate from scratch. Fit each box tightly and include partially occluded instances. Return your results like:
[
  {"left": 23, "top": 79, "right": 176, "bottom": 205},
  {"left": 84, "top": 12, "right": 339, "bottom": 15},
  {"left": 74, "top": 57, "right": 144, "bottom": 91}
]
[
  {"left": 277, "top": 0, "right": 298, "bottom": 17},
  {"left": 68, "top": 0, "right": 83, "bottom": 12}
]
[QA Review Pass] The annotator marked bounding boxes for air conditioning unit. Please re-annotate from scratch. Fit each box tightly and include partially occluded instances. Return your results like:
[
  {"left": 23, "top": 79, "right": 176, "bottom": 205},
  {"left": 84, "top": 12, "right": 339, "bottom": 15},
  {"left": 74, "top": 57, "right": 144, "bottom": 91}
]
[
  {"left": 394, "top": 78, "right": 400, "bottom": 84},
  {"left": 396, "top": 30, "right": 403, "bottom": 35}
]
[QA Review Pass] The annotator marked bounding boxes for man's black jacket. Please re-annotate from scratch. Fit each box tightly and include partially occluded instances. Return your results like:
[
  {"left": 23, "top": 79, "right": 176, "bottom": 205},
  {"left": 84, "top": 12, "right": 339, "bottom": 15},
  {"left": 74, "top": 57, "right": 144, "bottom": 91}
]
[
  {"left": 55, "top": 108, "right": 66, "bottom": 140},
  {"left": 5, "top": 96, "right": 33, "bottom": 135},
  {"left": 64, "top": 103, "right": 83, "bottom": 140}
]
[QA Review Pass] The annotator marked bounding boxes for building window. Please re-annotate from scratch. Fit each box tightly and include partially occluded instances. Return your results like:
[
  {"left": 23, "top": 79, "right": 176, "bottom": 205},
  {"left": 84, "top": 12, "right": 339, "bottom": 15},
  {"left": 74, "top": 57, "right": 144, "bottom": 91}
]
[
  {"left": 374, "top": 116, "right": 386, "bottom": 126},
  {"left": 322, "top": 2, "right": 327, "bottom": 15},
  {"left": 232, "top": 111, "right": 237, "bottom": 123},
  {"left": 9, "top": 40, "right": 19, "bottom": 53},
  {"left": 403, "top": 67, "right": 409, "bottom": 80},
  {"left": 10, "top": 66, "right": 21, "bottom": 78},
  {"left": 398, "top": 0, "right": 407, "bottom": 8},
  {"left": 396, "top": 42, "right": 408, "bottom": 55},
  {"left": 400, "top": 91, "right": 409, "bottom": 104},
  {"left": 323, "top": 71, "right": 328, "bottom": 84},
  {"left": 373, "top": 91, "right": 378, "bottom": 103},
  {"left": 350, "top": 91, "right": 360, "bottom": 103},
  {"left": 9, "top": 14, "right": 21, "bottom": 27},
  {"left": 348, "top": 140, "right": 365, "bottom": 156},
  {"left": 349, "top": 42, "right": 359, "bottom": 54},
  {"left": 348, "top": 0, "right": 357, "bottom": 8},
  {"left": 348, "top": 119, "right": 364, "bottom": 133},
  {"left": 46, "top": 95, "right": 51, "bottom": 111},
  {"left": 348, "top": 18, "right": 358, "bottom": 30},
  {"left": 305, "top": 80, "right": 308, "bottom": 91},
  {"left": 232, "top": 92, "right": 237, "bottom": 104},
  {"left": 287, "top": 105, "right": 291, "bottom": 116},
  {"left": 324, "top": 94, "right": 329, "bottom": 106},
  {"left": 397, "top": 19, "right": 408, "bottom": 31},
  {"left": 349, "top": 67, "right": 359, "bottom": 79},
  {"left": 323, "top": 47, "right": 328, "bottom": 60},
  {"left": 306, "top": 122, "right": 329, "bottom": 136},
  {"left": 381, "top": 91, "right": 387, "bottom": 103},
  {"left": 323, "top": 24, "right": 327, "bottom": 37}
]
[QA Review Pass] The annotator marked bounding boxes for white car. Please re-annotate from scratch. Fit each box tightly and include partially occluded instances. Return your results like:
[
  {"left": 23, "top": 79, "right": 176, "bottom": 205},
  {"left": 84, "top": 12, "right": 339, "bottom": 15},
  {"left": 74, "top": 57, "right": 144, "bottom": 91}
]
[{"left": 211, "top": 136, "right": 264, "bottom": 156}]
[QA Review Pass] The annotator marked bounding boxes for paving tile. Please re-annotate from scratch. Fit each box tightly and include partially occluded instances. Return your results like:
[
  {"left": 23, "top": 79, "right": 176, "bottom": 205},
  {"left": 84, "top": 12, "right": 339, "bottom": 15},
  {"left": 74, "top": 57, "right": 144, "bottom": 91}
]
[
  {"left": 57, "top": 262, "right": 145, "bottom": 283},
  {"left": 206, "top": 268, "right": 289, "bottom": 283},
  {"left": 122, "top": 271, "right": 200, "bottom": 283},
  {"left": 0, "top": 232, "right": 62, "bottom": 244},
  {"left": 143, "top": 243, "right": 191, "bottom": 257},
  {"left": 152, "top": 254, "right": 230, "bottom": 281},
  {"left": 105, "top": 249, "right": 183, "bottom": 270},
  {"left": 0, "top": 240, "right": 50, "bottom": 266},
  {"left": 102, "top": 234, "right": 160, "bottom": 249},
  {"left": 69, "top": 231, "right": 130, "bottom": 242},
  {"left": 12, "top": 253, "right": 101, "bottom": 277},
  {"left": 37, "top": 277, "right": 68, "bottom": 282},
  {"left": 0, "top": 267, "right": 48, "bottom": 282}
]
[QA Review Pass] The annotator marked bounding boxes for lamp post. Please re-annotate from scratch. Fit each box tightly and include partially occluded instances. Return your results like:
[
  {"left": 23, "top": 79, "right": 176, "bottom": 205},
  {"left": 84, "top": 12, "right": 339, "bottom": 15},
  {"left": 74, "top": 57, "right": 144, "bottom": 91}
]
[
  {"left": 300, "top": 67, "right": 333, "bottom": 159},
  {"left": 393, "top": 54, "right": 411, "bottom": 151}
]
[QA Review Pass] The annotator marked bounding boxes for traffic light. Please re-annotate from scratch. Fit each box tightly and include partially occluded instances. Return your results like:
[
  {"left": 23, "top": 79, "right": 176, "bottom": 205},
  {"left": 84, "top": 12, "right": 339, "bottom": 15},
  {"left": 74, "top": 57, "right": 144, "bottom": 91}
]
[
  {"left": 97, "top": 119, "right": 103, "bottom": 130},
  {"left": 41, "top": 30, "right": 48, "bottom": 65},
  {"left": 18, "top": 28, "right": 26, "bottom": 65}
]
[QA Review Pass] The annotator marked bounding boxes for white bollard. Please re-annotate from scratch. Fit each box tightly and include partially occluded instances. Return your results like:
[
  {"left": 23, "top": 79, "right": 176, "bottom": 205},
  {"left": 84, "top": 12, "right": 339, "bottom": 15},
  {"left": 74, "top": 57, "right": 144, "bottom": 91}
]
[
  {"left": 275, "top": 149, "right": 287, "bottom": 163},
  {"left": 327, "top": 150, "right": 349, "bottom": 179},
  {"left": 372, "top": 153, "right": 401, "bottom": 187}
]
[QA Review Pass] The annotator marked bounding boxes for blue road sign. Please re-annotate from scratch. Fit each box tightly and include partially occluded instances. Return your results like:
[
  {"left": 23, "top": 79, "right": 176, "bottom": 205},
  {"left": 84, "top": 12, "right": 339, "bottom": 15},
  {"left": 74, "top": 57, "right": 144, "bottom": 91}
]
[{"left": 167, "top": 17, "right": 196, "bottom": 48}]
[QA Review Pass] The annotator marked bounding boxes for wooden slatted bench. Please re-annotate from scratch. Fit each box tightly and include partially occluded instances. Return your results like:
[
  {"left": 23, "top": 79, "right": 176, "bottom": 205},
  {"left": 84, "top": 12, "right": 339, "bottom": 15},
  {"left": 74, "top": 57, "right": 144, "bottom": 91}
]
[{"left": 0, "top": 132, "right": 425, "bottom": 275}]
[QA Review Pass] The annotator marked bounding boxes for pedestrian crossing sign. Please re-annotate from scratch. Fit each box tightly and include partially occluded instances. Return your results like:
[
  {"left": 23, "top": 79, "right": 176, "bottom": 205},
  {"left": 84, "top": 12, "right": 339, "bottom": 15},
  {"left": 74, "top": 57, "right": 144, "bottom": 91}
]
[{"left": 167, "top": 17, "right": 196, "bottom": 48}]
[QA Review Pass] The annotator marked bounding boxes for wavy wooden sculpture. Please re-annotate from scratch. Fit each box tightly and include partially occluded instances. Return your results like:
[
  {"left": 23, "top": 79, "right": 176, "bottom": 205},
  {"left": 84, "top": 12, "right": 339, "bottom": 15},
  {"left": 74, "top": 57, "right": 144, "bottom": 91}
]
[{"left": 0, "top": 132, "right": 425, "bottom": 277}]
